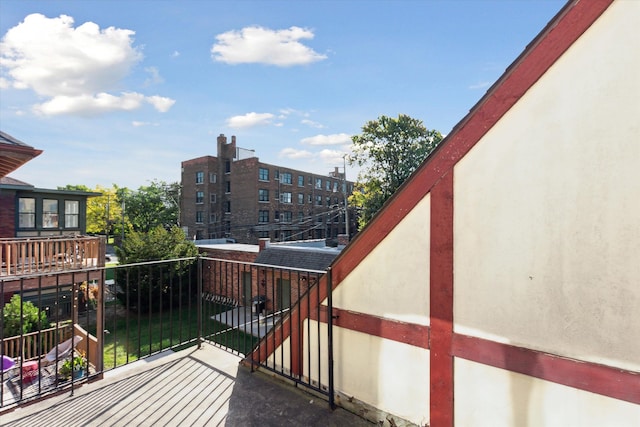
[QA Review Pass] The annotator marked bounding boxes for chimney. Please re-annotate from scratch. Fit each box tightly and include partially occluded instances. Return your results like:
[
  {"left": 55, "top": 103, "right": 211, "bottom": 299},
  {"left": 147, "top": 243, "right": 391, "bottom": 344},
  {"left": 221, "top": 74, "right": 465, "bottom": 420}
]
[
  {"left": 337, "top": 234, "right": 349, "bottom": 248},
  {"left": 259, "top": 238, "right": 270, "bottom": 251}
]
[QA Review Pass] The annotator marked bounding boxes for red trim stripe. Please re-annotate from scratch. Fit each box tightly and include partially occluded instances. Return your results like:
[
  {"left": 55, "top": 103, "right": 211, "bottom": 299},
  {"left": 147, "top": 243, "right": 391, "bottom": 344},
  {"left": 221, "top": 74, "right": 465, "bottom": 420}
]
[
  {"left": 429, "top": 172, "right": 455, "bottom": 427},
  {"left": 452, "top": 334, "right": 640, "bottom": 405},
  {"left": 311, "top": 306, "right": 430, "bottom": 350}
]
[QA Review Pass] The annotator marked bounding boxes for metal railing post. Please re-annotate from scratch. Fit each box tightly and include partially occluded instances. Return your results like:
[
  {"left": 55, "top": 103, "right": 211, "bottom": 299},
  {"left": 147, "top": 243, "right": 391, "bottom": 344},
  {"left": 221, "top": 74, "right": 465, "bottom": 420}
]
[
  {"left": 327, "top": 267, "right": 335, "bottom": 409},
  {"left": 197, "top": 255, "right": 203, "bottom": 349}
]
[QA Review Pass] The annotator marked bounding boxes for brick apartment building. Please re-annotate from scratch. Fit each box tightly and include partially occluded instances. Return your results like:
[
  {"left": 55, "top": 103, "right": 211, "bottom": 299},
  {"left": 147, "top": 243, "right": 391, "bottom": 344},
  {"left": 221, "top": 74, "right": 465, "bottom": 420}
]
[{"left": 180, "top": 134, "right": 355, "bottom": 244}]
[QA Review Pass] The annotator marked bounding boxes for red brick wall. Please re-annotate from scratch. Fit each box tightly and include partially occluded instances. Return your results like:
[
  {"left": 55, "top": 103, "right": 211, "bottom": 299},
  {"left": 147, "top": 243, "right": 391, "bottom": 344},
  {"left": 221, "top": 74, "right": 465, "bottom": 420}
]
[{"left": 0, "top": 191, "right": 16, "bottom": 237}]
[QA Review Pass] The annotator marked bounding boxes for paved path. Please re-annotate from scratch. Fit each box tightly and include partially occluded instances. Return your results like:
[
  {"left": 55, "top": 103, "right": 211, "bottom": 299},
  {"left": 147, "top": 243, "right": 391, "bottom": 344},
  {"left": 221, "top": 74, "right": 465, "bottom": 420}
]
[{"left": 0, "top": 343, "right": 372, "bottom": 426}]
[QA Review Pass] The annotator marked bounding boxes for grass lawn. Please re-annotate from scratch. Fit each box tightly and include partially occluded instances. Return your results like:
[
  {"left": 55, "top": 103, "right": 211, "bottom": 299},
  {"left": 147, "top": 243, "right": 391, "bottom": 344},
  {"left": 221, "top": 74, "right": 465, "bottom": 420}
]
[{"left": 103, "top": 301, "right": 259, "bottom": 369}]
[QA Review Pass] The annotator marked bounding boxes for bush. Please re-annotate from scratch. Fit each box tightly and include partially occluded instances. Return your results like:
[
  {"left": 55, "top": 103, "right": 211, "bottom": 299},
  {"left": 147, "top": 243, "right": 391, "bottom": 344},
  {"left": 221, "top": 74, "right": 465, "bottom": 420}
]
[{"left": 2, "top": 294, "right": 51, "bottom": 337}]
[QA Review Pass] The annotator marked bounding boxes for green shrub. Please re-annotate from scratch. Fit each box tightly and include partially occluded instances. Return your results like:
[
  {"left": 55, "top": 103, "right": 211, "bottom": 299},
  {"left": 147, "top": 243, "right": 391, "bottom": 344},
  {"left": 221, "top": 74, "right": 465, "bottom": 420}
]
[{"left": 2, "top": 294, "right": 51, "bottom": 337}]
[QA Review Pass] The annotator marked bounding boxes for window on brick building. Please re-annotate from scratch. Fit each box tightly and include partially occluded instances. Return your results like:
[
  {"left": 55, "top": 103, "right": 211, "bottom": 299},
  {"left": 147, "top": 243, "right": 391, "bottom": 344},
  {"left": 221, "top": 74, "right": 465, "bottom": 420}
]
[
  {"left": 210, "top": 194, "right": 217, "bottom": 203},
  {"left": 333, "top": 181, "right": 339, "bottom": 192},
  {"left": 259, "top": 167, "right": 269, "bottom": 181},
  {"left": 259, "top": 189, "right": 269, "bottom": 202},
  {"left": 281, "top": 172, "right": 292, "bottom": 185},
  {"left": 196, "top": 211, "right": 204, "bottom": 223},
  {"left": 210, "top": 213, "right": 217, "bottom": 223},
  {"left": 298, "top": 175, "right": 304, "bottom": 187},
  {"left": 316, "top": 195, "right": 322, "bottom": 206},
  {"left": 325, "top": 180, "right": 331, "bottom": 191},
  {"left": 315, "top": 178, "right": 322, "bottom": 189},
  {"left": 298, "top": 212, "right": 304, "bottom": 222},
  {"left": 209, "top": 173, "right": 217, "bottom": 183},
  {"left": 225, "top": 160, "right": 231, "bottom": 173},
  {"left": 18, "top": 197, "right": 35, "bottom": 228},
  {"left": 196, "top": 171, "right": 204, "bottom": 184},
  {"left": 282, "top": 211, "right": 292, "bottom": 223},
  {"left": 65, "top": 200, "right": 79, "bottom": 228},
  {"left": 225, "top": 181, "right": 231, "bottom": 193},
  {"left": 224, "top": 201, "right": 231, "bottom": 213},
  {"left": 281, "top": 192, "right": 292, "bottom": 204},
  {"left": 196, "top": 191, "right": 204, "bottom": 204},
  {"left": 259, "top": 210, "right": 269, "bottom": 223},
  {"left": 43, "top": 199, "right": 58, "bottom": 228},
  {"left": 297, "top": 193, "right": 304, "bottom": 204}
]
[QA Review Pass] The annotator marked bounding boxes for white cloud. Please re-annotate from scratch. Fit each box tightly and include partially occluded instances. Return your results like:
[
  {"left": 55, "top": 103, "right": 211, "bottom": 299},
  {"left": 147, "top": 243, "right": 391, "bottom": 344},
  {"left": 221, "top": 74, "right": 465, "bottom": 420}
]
[
  {"left": 0, "top": 13, "right": 174, "bottom": 116},
  {"left": 146, "top": 95, "right": 175, "bottom": 112},
  {"left": 279, "top": 148, "right": 313, "bottom": 159},
  {"left": 0, "top": 77, "right": 9, "bottom": 89},
  {"left": 319, "top": 148, "right": 348, "bottom": 165},
  {"left": 172, "top": 50, "right": 180, "bottom": 58},
  {"left": 211, "top": 26, "right": 327, "bottom": 66},
  {"left": 132, "top": 121, "right": 159, "bottom": 127},
  {"left": 226, "top": 112, "right": 274, "bottom": 128},
  {"left": 301, "top": 133, "right": 352, "bottom": 146},
  {"left": 301, "top": 119, "right": 323, "bottom": 129},
  {"left": 144, "top": 66, "right": 164, "bottom": 85},
  {"left": 34, "top": 92, "right": 145, "bottom": 116}
]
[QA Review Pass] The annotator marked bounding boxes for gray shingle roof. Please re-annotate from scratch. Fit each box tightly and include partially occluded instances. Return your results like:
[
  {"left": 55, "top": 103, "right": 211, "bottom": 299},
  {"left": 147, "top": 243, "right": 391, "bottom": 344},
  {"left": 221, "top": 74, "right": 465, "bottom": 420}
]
[{"left": 254, "top": 246, "right": 339, "bottom": 271}]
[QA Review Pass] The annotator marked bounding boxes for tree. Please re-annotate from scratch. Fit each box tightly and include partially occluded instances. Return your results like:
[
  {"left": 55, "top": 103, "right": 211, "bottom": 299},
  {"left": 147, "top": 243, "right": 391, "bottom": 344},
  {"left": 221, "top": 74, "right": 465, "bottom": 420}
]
[
  {"left": 59, "top": 184, "right": 125, "bottom": 236},
  {"left": 115, "top": 226, "right": 198, "bottom": 312},
  {"left": 120, "top": 180, "right": 180, "bottom": 233},
  {"left": 348, "top": 114, "right": 443, "bottom": 229},
  {"left": 2, "top": 295, "right": 51, "bottom": 337}
]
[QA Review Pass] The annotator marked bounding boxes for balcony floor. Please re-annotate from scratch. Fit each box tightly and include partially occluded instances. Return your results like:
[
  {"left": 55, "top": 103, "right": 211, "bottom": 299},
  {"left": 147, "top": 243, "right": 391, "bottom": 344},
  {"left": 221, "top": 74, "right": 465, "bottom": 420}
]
[{"left": 0, "top": 342, "right": 372, "bottom": 426}]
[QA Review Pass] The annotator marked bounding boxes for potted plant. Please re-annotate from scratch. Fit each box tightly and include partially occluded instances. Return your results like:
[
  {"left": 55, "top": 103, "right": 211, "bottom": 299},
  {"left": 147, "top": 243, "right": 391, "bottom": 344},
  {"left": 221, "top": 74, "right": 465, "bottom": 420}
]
[{"left": 58, "top": 351, "right": 87, "bottom": 380}]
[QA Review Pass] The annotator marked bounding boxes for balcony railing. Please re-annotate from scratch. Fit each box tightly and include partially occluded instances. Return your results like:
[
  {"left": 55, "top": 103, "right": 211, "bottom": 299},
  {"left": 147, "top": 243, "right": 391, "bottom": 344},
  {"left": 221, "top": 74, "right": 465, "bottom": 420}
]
[
  {"left": 1, "top": 255, "right": 333, "bottom": 410},
  {"left": 0, "top": 236, "right": 105, "bottom": 277}
]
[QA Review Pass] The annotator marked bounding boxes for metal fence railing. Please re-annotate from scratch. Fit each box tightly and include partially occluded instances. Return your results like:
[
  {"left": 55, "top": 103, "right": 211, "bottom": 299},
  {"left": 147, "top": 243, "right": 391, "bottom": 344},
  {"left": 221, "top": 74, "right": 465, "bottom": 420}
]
[{"left": 1, "top": 256, "right": 334, "bottom": 410}]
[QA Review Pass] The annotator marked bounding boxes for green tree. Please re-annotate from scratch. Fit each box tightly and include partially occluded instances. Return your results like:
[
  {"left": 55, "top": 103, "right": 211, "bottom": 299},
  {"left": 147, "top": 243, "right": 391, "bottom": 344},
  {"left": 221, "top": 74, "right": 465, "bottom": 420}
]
[
  {"left": 59, "top": 184, "right": 125, "bottom": 236},
  {"left": 2, "top": 295, "right": 51, "bottom": 337},
  {"left": 121, "top": 180, "right": 180, "bottom": 233},
  {"left": 115, "top": 226, "right": 198, "bottom": 312},
  {"left": 349, "top": 114, "right": 443, "bottom": 229}
]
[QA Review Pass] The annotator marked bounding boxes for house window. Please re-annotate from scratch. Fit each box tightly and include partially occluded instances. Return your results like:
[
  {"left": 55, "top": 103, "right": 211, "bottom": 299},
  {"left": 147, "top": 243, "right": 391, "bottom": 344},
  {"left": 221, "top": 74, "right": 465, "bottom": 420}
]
[
  {"left": 196, "top": 171, "right": 204, "bottom": 184},
  {"left": 224, "top": 201, "right": 231, "bottom": 213},
  {"left": 308, "top": 194, "right": 312, "bottom": 203},
  {"left": 315, "top": 178, "right": 322, "bottom": 189},
  {"left": 209, "top": 172, "right": 217, "bottom": 183},
  {"left": 65, "top": 200, "right": 79, "bottom": 228},
  {"left": 298, "top": 175, "right": 304, "bottom": 187},
  {"left": 210, "top": 213, "right": 217, "bottom": 223},
  {"left": 225, "top": 160, "right": 231, "bottom": 173},
  {"left": 259, "top": 167, "right": 269, "bottom": 181},
  {"left": 196, "top": 191, "right": 204, "bottom": 204},
  {"left": 326, "top": 196, "right": 331, "bottom": 206},
  {"left": 281, "top": 192, "right": 292, "bottom": 204},
  {"left": 275, "top": 170, "right": 280, "bottom": 180},
  {"left": 333, "top": 181, "right": 339, "bottom": 192},
  {"left": 196, "top": 211, "right": 204, "bottom": 224},
  {"left": 258, "top": 231, "right": 269, "bottom": 238},
  {"left": 297, "top": 193, "right": 304, "bottom": 204},
  {"left": 298, "top": 212, "right": 304, "bottom": 222},
  {"left": 259, "top": 189, "right": 269, "bottom": 202},
  {"left": 43, "top": 199, "right": 58, "bottom": 228},
  {"left": 18, "top": 197, "right": 35, "bottom": 228},
  {"left": 316, "top": 195, "right": 322, "bottom": 206},
  {"left": 210, "top": 194, "right": 217, "bottom": 203},
  {"left": 259, "top": 210, "right": 269, "bottom": 223},
  {"left": 225, "top": 181, "right": 231, "bottom": 193},
  {"left": 281, "top": 172, "right": 292, "bottom": 185},
  {"left": 282, "top": 211, "right": 292, "bottom": 223},
  {"left": 325, "top": 180, "right": 331, "bottom": 191}
]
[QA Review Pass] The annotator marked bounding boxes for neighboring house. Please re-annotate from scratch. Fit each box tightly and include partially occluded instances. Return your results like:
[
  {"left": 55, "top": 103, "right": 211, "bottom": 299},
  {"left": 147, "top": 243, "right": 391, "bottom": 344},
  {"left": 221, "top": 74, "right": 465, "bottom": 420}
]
[
  {"left": 251, "top": 1, "right": 640, "bottom": 426},
  {"left": 0, "top": 131, "right": 104, "bottom": 322},
  {"left": 0, "top": 130, "right": 42, "bottom": 178},
  {"left": 0, "top": 176, "right": 98, "bottom": 238},
  {"left": 198, "top": 238, "right": 341, "bottom": 314},
  {"left": 180, "top": 134, "right": 355, "bottom": 244}
]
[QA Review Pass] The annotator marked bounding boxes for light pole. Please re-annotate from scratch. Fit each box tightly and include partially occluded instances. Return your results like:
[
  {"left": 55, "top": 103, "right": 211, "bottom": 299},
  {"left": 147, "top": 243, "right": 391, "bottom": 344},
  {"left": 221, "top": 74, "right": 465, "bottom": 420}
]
[{"left": 343, "top": 155, "right": 350, "bottom": 241}]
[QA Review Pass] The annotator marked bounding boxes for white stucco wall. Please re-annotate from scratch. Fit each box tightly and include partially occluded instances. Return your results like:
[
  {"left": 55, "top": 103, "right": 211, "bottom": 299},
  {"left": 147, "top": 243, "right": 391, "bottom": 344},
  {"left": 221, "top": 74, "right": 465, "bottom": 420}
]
[
  {"left": 332, "top": 194, "right": 431, "bottom": 324},
  {"left": 304, "top": 321, "right": 430, "bottom": 425},
  {"left": 455, "top": 359, "right": 640, "bottom": 427},
  {"left": 454, "top": 0, "right": 640, "bottom": 372}
]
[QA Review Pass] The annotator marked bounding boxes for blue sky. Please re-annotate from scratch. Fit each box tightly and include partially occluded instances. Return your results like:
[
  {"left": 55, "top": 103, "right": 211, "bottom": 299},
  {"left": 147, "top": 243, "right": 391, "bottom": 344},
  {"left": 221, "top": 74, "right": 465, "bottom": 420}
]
[{"left": 1, "top": 0, "right": 565, "bottom": 190}]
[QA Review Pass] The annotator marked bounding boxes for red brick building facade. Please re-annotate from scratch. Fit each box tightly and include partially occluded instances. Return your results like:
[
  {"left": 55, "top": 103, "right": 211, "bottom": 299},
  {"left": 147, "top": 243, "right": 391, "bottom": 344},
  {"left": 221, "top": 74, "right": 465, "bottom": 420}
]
[{"left": 181, "top": 134, "right": 355, "bottom": 244}]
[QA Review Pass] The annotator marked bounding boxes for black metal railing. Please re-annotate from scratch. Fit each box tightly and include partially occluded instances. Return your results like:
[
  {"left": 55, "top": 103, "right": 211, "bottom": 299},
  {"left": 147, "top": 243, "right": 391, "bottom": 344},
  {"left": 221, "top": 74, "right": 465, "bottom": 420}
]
[{"left": 1, "top": 256, "right": 334, "bottom": 410}]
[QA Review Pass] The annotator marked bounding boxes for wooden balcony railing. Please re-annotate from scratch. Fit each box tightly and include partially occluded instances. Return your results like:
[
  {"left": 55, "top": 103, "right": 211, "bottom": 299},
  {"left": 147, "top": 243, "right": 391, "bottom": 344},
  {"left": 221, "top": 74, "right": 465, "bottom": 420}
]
[
  {"left": 0, "top": 236, "right": 105, "bottom": 278},
  {"left": 2, "top": 324, "right": 72, "bottom": 361}
]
